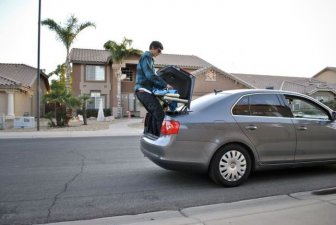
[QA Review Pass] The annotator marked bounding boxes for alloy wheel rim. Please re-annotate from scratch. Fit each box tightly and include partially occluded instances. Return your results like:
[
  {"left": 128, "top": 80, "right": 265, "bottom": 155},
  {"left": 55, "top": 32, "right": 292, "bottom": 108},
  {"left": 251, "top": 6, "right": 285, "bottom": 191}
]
[{"left": 219, "top": 150, "right": 247, "bottom": 182}]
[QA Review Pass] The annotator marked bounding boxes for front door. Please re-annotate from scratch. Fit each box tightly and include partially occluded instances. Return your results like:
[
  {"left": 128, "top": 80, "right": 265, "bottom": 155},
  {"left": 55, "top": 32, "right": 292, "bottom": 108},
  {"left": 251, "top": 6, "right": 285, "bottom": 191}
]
[{"left": 284, "top": 95, "right": 336, "bottom": 161}]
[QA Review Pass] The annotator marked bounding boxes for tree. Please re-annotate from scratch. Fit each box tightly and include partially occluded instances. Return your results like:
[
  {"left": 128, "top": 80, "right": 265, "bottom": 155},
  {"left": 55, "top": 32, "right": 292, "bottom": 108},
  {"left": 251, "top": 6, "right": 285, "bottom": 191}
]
[
  {"left": 43, "top": 80, "right": 81, "bottom": 126},
  {"left": 48, "top": 63, "right": 66, "bottom": 87},
  {"left": 103, "top": 37, "right": 142, "bottom": 118},
  {"left": 42, "top": 15, "right": 95, "bottom": 92}
]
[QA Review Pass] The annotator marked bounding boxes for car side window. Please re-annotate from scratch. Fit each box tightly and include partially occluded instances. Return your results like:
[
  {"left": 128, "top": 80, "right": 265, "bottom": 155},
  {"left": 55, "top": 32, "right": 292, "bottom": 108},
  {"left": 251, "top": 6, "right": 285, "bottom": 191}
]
[
  {"left": 285, "top": 96, "right": 330, "bottom": 120},
  {"left": 249, "top": 94, "right": 291, "bottom": 117},
  {"left": 233, "top": 94, "right": 292, "bottom": 117},
  {"left": 232, "top": 96, "right": 250, "bottom": 115}
]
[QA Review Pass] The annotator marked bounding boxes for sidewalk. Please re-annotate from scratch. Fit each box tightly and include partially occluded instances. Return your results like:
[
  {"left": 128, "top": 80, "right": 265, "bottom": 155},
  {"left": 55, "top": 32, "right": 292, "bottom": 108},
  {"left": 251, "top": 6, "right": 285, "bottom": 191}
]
[
  {"left": 0, "top": 118, "right": 144, "bottom": 139},
  {"left": 37, "top": 188, "right": 336, "bottom": 225}
]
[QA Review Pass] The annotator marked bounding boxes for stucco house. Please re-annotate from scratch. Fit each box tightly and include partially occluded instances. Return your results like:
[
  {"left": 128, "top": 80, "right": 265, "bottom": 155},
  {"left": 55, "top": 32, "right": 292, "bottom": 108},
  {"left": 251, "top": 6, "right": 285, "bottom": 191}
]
[
  {"left": 312, "top": 67, "right": 336, "bottom": 84},
  {"left": 70, "top": 48, "right": 336, "bottom": 118},
  {"left": 190, "top": 66, "right": 254, "bottom": 98},
  {"left": 233, "top": 73, "right": 336, "bottom": 102},
  {"left": 0, "top": 63, "right": 50, "bottom": 118}
]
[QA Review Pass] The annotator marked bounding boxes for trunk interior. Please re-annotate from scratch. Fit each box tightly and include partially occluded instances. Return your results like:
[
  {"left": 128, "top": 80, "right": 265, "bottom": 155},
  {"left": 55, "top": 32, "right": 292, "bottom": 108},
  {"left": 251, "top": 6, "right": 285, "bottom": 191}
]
[{"left": 157, "top": 66, "right": 195, "bottom": 110}]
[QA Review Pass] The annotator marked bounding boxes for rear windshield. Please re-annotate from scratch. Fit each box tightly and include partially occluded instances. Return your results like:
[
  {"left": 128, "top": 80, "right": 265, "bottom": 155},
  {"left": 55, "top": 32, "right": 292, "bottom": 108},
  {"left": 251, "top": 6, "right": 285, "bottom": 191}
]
[{"left": 189, "top": 93, "right": 229, "bottom": 112}]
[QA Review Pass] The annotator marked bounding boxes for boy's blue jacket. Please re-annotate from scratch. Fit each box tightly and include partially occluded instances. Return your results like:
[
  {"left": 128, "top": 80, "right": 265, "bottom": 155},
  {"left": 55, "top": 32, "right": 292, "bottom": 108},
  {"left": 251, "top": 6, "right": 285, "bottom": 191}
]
[{"left": 134, "top": 51, "right": 167, "bottom": 92}]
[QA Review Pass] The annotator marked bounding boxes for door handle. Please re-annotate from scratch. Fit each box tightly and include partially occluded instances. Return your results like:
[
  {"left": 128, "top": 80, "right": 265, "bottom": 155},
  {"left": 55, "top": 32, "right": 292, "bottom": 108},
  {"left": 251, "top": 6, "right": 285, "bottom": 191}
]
[
  {"left": 297, "top": 126, "right": 307, "bottom": 131},
  {"left": 245, "top": 125, "right": 258, "bottom": 130}
]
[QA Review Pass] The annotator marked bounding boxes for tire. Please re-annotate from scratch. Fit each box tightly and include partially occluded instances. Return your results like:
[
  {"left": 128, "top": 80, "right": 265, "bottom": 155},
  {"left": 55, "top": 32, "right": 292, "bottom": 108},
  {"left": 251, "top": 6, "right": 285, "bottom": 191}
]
[{"left": 209, "top": 144, "right": 251, "bottom": 187}]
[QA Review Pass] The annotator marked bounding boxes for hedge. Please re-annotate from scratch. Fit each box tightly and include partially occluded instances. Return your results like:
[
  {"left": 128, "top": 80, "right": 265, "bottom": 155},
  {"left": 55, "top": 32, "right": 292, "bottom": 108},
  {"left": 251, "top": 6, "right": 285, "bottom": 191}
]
[{"left": 76, "top": 108, "right": 112, "bottom": 118}]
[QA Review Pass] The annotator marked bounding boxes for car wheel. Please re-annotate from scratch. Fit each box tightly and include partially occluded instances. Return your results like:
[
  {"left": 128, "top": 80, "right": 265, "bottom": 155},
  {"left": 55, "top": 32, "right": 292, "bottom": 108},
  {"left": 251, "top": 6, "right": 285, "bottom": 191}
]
[{"left": 209, "top": 144, "right": 251, "bottom": 187}]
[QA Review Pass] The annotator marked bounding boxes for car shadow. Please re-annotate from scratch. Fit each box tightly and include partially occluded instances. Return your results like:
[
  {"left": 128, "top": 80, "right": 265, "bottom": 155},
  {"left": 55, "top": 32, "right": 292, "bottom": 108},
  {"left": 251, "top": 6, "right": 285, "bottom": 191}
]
[
  {"left": 150, "top": 164, "right": 336, "bottom": 188},
  {"left": 250, "top": 164, "right": 336, "bottom": 180},
  {"left": 146, "top": 169, "right": 216, "bottom": 187}
]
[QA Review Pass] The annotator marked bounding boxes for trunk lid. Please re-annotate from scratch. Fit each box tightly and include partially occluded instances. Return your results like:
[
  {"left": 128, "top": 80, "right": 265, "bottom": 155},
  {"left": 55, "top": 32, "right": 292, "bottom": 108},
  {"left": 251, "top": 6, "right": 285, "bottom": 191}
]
[{"left": 157, "top": 66, "right": 195, "bottom": 109}]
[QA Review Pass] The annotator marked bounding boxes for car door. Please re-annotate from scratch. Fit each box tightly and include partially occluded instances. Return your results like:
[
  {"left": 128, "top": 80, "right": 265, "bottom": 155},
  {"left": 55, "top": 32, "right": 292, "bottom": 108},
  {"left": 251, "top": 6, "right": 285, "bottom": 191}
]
[
  {"left": 284, "top": 94, "right": 336, "bottom": 161},
  {"left": 232, "top": 93, "right": 296, "bottom": 163}
]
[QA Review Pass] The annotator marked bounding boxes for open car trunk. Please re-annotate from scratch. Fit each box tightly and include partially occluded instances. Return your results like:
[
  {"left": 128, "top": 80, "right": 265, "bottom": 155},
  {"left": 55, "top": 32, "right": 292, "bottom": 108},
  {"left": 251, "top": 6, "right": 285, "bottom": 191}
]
[
  {"left": 157, "top": 66, "right": 195, "bottom": 111},
  {"left": 143, "top": 66, "right": 195, "bottom": 138}
]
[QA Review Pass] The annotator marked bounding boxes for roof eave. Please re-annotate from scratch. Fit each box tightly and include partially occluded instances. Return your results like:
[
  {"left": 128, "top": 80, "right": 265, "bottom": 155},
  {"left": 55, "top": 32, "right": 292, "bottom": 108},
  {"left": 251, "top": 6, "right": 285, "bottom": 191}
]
[
  {"left": 308, "top": 88, "right": 336, "bottom": 95},
  {"left": 71, "top": 60, "right": 109, "bottom": 65},
  {"left": 155, "top": 64, "right": 203, "bottom": 70}
]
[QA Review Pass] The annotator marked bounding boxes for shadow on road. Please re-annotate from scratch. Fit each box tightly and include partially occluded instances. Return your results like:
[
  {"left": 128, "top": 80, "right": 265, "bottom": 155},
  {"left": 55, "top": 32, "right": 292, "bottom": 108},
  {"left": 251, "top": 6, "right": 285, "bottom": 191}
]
[{"left": 150, "top": 164, "right": 336, "bottom": 188}]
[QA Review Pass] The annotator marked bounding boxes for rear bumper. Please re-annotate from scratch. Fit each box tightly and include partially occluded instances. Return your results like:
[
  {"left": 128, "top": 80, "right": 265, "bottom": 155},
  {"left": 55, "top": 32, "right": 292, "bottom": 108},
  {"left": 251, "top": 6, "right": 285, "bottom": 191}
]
[{"left": 140, "top": 134, "right": 217, "bottom": 173}]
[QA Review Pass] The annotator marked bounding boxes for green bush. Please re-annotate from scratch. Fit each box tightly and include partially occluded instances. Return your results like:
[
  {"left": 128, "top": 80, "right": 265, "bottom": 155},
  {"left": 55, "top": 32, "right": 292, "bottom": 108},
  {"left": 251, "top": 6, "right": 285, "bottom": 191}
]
[
  {"left": 44, "top": 112, "right": 56, "bottom": 127},
  {"left": 104, "top": 108, "right": 111, "bottom": 116},
  {"left": 76, "top": 108, "right": 111, "bottom": 118}
]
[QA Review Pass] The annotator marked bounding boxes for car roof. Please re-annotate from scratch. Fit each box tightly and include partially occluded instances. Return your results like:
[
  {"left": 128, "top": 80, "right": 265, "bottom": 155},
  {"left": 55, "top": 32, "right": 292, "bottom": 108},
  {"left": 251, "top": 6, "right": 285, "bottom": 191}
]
[
  {"left": 219, "top": 89, "right": 304, "bottom": 96},
  {"left": 216, "top": 89, "right": 333, "bottom": 112}
]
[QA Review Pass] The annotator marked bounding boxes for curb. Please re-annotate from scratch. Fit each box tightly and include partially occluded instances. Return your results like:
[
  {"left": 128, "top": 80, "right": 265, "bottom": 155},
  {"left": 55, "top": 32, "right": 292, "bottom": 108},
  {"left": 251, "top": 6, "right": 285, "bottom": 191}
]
[
  {"left": 0, "top": 119, "right": 144, "bottom": 139},
  {"left": 0, "top": 130, "right": 143, "bottom": 139}
]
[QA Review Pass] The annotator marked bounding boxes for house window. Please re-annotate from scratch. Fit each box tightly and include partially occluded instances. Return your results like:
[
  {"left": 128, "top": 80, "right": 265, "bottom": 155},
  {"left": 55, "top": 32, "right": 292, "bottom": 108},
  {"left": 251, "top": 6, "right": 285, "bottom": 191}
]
[
  {"left": 121, "top": 67, "right": 133, "bottom": 81},
  {"left": 292, "top": 103, "right": 300, "bottom": 111},
  {"left": 86, "top": 65, "right": 105, "bottom": 81},
  {"left": 87, "top": 91, "right": 105, "bottom": 109},
  {"left": 315, "top": 96, "right": 330, "bottom": 102}
]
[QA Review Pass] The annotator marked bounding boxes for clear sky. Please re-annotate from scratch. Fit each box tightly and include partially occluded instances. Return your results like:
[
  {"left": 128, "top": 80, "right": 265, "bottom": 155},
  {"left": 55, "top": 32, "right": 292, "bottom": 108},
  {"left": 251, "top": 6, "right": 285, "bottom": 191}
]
[{"left": 1, "top": 0, "right": 336, "bottom": 77}]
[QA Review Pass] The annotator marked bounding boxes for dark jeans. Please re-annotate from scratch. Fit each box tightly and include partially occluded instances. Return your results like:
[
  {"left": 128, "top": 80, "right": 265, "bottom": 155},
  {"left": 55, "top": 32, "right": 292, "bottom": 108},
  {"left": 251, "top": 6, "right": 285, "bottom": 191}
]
[{"left": 135, "top": 91, "right": 165, "bottom": 137}]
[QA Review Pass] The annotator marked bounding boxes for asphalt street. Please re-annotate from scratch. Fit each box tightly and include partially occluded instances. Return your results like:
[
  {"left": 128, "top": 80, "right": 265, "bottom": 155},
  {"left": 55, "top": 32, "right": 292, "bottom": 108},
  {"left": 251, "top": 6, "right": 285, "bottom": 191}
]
[{"left": 1, "top": 136, "right": 336, "bottom": 225}]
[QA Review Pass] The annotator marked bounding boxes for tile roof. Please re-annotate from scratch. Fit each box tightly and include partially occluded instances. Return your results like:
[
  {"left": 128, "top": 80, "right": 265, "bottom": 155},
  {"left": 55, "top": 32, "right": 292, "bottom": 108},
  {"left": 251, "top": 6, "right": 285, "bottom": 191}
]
[
  {"left": 70, "top": 48, "right": 213, "bottom": 69},
  {"left": 283, "top": 81, "right": 305, "bottom": 91},
  {"left": 0, "top": 63, "right": 47, "bottom": 87},
  {"left": 0, "top": 75, "right": 21, "bottom": 87},
  {"left": 155, "top": 54, "right": 212, "bottom": 69},
  {"left": 233, "top": 73, "right": 336, "bottom": 94},
  {"left": 70, "top": 48, "right": 111, "bottom": 64},
  {"left": 232, "top": 73, "right": 309, "bottom": 90}
]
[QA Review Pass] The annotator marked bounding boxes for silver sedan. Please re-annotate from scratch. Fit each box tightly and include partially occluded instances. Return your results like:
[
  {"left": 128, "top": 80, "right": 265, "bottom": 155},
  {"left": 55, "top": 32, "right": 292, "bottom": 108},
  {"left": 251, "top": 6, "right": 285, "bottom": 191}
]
[{"left": 140, "top": 89, "right": 336, "bottom": 187}]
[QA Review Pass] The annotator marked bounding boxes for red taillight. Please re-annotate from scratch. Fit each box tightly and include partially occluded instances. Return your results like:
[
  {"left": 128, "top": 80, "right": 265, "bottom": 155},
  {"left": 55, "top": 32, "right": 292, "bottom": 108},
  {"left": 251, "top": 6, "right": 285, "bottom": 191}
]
[{"left": 160, "top": 120, "right": 180, "bottom": 135}]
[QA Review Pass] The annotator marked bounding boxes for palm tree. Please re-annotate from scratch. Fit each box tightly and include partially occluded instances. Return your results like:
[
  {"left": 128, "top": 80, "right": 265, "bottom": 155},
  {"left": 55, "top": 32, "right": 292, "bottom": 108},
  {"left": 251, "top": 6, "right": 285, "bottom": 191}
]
[
  {"left": 48, "top": 63, "right": 66, "bottom": 87},
  {"left": 103, "top": 37, "right": 142, "bottom": 118},
  {"left": 42, "top": 15, "right": 95, "bottom": 92}
]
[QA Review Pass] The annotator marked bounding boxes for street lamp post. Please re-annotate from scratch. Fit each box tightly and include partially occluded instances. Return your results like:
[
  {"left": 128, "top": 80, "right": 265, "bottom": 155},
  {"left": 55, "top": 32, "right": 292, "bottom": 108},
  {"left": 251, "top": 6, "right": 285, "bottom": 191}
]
[{"left": 36, "top": 0, "right": 41, "bottom": 131}]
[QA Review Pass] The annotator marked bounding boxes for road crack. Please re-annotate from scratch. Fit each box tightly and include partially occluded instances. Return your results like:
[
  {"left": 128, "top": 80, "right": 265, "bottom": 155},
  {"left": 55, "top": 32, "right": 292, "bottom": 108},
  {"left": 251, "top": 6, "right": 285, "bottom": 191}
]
[{"left": 46, "top": 151, "right": 86, "bottom": 223}]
